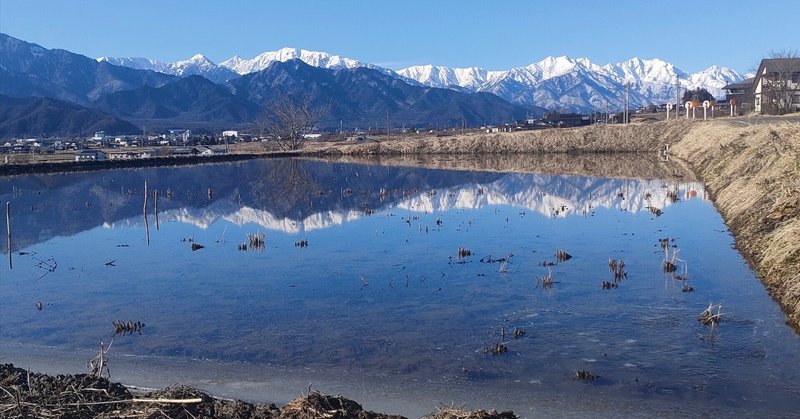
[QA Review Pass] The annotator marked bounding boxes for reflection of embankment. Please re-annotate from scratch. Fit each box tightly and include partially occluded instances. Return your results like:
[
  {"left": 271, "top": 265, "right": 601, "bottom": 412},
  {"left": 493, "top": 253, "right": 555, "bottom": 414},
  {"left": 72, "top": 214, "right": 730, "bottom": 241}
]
[{"left": 316, "top": 153, "right": 695, "bottom": 181}]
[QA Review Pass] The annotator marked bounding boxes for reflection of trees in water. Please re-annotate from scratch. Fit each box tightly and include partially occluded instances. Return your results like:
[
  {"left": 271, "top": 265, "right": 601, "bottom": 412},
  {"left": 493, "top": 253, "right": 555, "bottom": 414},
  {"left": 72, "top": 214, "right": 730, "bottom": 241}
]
[{"left": 246, "top": 158, "right": 324, "bottom": 219}]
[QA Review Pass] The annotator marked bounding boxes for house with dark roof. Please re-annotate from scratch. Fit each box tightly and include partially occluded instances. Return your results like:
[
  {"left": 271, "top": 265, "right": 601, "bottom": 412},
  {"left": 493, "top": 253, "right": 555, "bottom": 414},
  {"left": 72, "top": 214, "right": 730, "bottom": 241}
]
[
  {"left": 753, "top": 58, "right": 800, "bottom": 114},
  {"left": 722, "top": 77, "right": 754, "bottom": 114}
]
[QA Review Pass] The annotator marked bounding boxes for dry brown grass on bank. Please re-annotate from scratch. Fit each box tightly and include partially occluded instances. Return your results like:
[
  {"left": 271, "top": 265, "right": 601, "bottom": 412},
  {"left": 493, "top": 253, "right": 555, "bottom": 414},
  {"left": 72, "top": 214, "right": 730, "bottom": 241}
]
[
  {"left": 312, "top": 120, "right": 696, "bottom": 156},
  {"left": 671, "top": 121, "right": 800, "bottom": 328}
]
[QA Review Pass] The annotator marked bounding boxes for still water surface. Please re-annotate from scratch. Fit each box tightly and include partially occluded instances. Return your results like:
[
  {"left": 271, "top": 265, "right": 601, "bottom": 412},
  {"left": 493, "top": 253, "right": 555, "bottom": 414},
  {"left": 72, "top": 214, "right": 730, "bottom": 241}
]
[{"left": 1, "top": 157, "right": 799, "bottom": 416}]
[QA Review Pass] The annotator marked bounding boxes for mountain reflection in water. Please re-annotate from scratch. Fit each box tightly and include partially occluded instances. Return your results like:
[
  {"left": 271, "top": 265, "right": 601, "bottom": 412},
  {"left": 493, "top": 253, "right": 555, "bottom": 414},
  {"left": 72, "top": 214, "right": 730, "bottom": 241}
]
[
  {"left": 2, "top": 156, "right": 798, "bottom": 417},
  {"left": 0, "top": 157, "right": 702, "bottom": 243}
]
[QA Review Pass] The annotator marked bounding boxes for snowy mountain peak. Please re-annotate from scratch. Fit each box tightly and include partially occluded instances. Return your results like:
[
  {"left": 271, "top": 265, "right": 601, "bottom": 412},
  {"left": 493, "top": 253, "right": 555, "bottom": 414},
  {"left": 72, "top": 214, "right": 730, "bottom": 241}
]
[
  {"left": 174, "top": 54, "right": 216, "bottom": 69},
  {"left": 529, "top": 55, "right": 584, "bottom": 77},
  {"left": 219, "top": 47, "right": 368, "bottom": 75},
  {"left": 189, "top": 53, "right": 211, "bottom": 63}
]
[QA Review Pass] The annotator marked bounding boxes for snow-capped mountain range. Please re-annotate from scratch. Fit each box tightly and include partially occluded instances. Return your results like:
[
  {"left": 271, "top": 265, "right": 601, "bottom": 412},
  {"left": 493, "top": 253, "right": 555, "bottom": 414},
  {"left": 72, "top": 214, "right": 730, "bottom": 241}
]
[
  {"left": 98, "top": 48, "right": 745, "bottom": 112},
  {"left": 218, "top": 47, "right": 390, "bottom": 75},
  {"left": 98, "top": 54, "right": 239, "bottom": 84}
]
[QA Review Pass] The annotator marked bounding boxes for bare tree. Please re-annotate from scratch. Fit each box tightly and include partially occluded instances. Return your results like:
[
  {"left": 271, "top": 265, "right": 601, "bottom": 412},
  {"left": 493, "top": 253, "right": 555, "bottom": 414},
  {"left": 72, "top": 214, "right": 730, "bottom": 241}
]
[
  {"left": 252, "top": 94, "right": 328, "bottom": 151},
  {"left": 761, "top": 49, "right": 800, "bottom": 114}
]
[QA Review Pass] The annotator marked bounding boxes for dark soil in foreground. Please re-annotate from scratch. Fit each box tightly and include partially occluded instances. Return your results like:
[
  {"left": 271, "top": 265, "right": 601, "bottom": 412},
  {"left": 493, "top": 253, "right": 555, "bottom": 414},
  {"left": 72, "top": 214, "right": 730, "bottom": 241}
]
[{"left": 0, "top": 363, "right": 516, "bottom": 419}]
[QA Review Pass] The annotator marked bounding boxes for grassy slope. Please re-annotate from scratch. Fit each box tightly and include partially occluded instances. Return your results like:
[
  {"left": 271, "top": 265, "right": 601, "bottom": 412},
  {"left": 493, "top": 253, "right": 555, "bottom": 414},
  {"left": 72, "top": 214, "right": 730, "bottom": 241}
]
[{"left": 671, "top": 122, "right": 800, "bottom": 329}]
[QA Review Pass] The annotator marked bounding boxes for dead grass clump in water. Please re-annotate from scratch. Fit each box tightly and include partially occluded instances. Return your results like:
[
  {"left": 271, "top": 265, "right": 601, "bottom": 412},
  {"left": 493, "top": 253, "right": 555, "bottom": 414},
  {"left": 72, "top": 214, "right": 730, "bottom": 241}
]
[
  {"left": 458, "top": 247, "right": 472, "bottom": 258},
  {"left": 113, "top": 320, "right": 145, "bottom": 336},
  {"left": 248, "top": 232, "right": 266, "bottom": 251},
  {"left": 281, "top": 390, "right": 403, "bottom": 419},
  {"left": 423, "top": 405, "right": 517, "bottom": 419},
  {"left": 536, "top": 268, "right": 555, "bottom": 289},
  {"left": 575, "top": 370, "right": 600, "bottom": 382},
  {"left": 698, "top": 302, "right": 723, "bottom": 326},
  {"left": 609, "top": 258, "right": 626, "bottom": 281}
]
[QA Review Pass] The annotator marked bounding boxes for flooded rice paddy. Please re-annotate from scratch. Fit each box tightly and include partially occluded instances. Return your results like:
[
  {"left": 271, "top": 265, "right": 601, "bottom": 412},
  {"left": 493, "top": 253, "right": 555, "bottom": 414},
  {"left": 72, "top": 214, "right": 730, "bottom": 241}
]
[{"left": 1, "top": 157, "right": 799, "bottom": 417}]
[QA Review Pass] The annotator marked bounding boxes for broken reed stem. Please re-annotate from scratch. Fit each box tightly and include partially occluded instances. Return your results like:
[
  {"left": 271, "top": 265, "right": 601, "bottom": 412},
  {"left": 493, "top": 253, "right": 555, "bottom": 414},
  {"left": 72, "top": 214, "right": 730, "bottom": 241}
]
[
  {"left": 97, "top": 341, "right": 104, "bottom": 378},
  {"left": 39, "top": 398, "right": 204, "bottom": 407}
]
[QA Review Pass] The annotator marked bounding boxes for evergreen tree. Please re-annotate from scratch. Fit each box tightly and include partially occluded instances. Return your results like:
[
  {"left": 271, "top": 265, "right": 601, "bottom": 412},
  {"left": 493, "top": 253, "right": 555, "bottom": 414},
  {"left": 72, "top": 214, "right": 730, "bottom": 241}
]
[{"left": 682, "top": 88, "right": 715, "bottom": 103}]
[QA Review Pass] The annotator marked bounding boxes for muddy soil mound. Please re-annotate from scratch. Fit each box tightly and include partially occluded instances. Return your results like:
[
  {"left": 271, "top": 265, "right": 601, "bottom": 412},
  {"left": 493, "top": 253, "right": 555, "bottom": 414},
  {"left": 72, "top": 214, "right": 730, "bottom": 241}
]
[{"left": 1, "top": 363, "right": 515, "bottom": 419}]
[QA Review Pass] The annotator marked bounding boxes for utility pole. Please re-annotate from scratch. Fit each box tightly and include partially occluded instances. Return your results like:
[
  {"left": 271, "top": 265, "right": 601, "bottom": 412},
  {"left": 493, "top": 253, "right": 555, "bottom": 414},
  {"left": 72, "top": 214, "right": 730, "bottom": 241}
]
[
  {"left": 624, "top": 83, "right": 630, "bottom": 124},
  {"left": 386, "top": 111, "right": 390, "bottom": 140},
  {"left": 675, "top": 74, "right": 680, "bottom": 120}
]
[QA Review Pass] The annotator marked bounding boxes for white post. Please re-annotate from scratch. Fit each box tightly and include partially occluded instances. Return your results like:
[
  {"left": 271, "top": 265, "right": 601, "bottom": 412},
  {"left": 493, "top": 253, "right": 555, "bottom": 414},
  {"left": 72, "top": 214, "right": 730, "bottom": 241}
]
[
  {"left": 703, "top": 100, "right": 710, "bottom": 121},
  {"left": 685, "top": 102, "right": 692, "bottom": 119}
]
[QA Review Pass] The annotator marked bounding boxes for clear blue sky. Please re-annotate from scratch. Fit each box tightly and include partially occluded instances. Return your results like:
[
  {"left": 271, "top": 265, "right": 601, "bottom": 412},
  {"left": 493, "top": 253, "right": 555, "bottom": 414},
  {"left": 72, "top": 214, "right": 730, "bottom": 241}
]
[{"left": 0, "top": 0, "right": 796, "bottom": 74}]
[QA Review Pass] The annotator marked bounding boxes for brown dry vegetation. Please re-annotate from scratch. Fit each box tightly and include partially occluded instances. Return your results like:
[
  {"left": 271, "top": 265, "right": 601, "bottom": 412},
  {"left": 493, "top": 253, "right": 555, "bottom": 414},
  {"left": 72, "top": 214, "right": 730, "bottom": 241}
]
[
  {"left": 310, "top": 121, "right": 694, "bottom": 156},
  {"left": 0, "top": 363, "right": 403, "bottom": 419},
  {"left": 669, "top": 122, "right": 800, "bottom": 330},
  {"left": 309, "top": 119, "right": 800, "bottom": 330},
  {"left": 1, "top": 363, "right": 520, "bottom": 419}
]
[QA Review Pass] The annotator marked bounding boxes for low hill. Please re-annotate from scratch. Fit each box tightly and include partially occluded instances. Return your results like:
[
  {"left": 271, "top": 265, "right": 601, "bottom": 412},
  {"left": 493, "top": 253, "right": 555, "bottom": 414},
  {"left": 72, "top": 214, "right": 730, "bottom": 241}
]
[
  {"left": 93, "top": 75, "right": 260, "bottom": 124},
  {"left": 0, "top": 94, "right": 140, "bottom": 138}
]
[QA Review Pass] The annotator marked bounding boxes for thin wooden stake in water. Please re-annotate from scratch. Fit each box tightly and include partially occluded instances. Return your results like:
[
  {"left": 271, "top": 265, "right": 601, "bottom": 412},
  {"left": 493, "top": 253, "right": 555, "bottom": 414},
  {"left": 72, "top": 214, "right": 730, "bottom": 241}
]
[
  {"left": 143, "top": 181, "right": 150, "bottom": 245},
  {"left": 6, "top": 202, "right": 11, "bottom": 270},
  {"left": 154, "top": 190, "right": 159, "bottom": 231}
]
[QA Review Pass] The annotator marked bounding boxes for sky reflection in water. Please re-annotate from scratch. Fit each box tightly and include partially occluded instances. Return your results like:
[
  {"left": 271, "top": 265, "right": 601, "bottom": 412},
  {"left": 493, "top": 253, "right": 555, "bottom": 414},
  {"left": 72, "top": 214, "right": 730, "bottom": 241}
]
[{"left": 1, "top": 157, "right": 799, "bottom": 414}]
